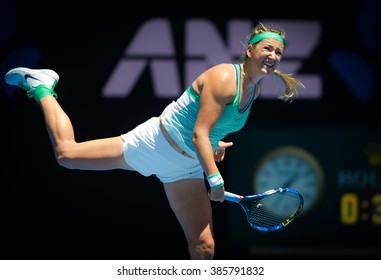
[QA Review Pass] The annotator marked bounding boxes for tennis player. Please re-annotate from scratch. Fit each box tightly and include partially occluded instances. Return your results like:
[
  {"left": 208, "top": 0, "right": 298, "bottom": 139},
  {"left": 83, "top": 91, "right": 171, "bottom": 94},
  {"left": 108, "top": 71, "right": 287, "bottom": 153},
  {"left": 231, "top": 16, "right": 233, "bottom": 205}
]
[{"left": 4, "top": 21, "right": 304, "bottom": 260}]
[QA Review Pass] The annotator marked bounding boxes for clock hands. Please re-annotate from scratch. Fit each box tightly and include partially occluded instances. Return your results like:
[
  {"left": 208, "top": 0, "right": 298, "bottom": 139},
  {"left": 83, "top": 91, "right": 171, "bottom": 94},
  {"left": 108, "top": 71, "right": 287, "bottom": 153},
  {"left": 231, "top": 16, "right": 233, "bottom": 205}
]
[{"left": 282, "top": 173, "right": 298, "bottom": 188}]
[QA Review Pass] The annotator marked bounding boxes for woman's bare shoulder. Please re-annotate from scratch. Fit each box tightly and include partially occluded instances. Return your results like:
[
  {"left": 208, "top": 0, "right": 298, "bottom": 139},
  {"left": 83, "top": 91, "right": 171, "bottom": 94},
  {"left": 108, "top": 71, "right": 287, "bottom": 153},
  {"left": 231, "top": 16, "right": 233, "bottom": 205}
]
[
  {"left": 203, "top": 63, "right": 236, "bottom": 82},
  {"left": 192, "top": 63, "right": 237, "bottom": 96}
]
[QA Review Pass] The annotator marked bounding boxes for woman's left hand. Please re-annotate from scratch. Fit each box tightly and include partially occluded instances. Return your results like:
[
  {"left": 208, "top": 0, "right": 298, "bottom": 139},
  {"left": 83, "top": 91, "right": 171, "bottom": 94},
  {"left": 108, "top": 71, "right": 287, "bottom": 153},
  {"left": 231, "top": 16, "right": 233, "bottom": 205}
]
[{"left": 214, "top": 141, "right": 233, "bottom": 162}]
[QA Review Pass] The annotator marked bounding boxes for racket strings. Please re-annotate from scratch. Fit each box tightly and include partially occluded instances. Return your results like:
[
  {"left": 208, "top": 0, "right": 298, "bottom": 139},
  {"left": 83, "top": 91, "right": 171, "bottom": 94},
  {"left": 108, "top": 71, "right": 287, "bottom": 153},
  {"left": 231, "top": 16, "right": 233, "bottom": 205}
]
[{"left": 247, "top": 192, "right": 301, "bottom": 228}]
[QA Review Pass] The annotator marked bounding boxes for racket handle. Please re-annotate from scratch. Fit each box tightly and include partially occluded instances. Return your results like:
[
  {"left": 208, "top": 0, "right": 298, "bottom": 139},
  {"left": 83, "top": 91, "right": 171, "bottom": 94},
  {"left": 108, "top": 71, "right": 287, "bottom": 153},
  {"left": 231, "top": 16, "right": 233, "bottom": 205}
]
[{"left": 224, "top": 191, "right": 243, "bottom": 202}]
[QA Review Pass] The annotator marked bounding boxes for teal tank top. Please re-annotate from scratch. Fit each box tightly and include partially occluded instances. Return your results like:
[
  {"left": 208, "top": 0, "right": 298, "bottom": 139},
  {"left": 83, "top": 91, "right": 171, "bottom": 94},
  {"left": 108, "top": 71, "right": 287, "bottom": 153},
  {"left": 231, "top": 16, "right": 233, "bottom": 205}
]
[{"left": 161, "top": 63, "right": 256, "bottom": 158}]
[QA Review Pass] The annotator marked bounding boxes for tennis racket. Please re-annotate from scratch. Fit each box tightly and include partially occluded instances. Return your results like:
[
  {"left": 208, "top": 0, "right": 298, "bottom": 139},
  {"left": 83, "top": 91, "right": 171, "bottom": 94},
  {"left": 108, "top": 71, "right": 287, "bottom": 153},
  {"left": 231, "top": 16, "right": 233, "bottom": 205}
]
[{"left": 224, "top": 187, "right": 304, "bottom": 232}]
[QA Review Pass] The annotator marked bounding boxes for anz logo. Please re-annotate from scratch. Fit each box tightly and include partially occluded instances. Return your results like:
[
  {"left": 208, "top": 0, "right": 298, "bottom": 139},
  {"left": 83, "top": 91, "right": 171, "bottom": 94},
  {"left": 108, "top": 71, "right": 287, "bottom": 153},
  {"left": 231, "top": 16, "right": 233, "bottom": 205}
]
[{"left": 102, "top": 18, "right": 322, "bottom": 100}]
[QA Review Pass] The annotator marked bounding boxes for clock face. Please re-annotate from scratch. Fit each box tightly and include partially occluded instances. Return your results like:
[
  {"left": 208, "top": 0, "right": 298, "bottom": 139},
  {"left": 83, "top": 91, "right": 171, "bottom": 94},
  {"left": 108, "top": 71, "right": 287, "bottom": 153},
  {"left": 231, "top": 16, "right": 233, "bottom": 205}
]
[{"left": 252, "top": 146, "right": 324, "bottom": 214}]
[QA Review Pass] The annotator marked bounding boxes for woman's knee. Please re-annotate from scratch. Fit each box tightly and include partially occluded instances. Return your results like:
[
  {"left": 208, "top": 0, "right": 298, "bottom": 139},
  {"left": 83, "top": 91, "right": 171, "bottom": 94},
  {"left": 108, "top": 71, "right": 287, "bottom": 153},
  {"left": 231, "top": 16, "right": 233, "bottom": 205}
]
[
  {"left": 55, "top": 146, "right": 81, "bottom": 169},
  {"left": 189, "top": 234, "right": 215, "bottom": 260}
]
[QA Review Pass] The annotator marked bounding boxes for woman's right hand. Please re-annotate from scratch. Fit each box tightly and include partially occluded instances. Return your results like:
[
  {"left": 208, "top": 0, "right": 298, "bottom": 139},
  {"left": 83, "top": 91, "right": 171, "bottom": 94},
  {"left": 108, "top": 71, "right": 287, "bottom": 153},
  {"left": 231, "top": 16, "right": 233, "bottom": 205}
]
[{"left": 208, "top": 186, "right": 225, "bottom": 202}]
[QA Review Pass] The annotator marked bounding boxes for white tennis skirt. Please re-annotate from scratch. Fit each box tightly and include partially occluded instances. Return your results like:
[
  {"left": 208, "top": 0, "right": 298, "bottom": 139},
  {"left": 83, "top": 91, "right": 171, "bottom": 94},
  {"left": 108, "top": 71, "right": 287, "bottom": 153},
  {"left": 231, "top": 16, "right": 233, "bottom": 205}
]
[{"left": 121, "top": 117, "right": 204, "bottom": 183}]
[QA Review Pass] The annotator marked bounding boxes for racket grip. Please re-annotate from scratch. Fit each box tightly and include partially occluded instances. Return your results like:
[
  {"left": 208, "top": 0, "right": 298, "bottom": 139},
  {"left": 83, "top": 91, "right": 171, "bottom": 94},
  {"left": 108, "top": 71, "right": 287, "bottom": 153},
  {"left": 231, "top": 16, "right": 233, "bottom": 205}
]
[{"left": 224, "top": 191, "right": 243, "bottom": 202}]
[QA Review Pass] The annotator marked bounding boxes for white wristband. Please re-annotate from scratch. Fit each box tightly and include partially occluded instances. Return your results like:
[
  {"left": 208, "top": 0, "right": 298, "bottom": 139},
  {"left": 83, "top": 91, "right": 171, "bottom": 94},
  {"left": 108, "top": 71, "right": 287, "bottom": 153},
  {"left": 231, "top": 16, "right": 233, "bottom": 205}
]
[{"left": 207, "top": 172, "right": 224, "bottom": 189}]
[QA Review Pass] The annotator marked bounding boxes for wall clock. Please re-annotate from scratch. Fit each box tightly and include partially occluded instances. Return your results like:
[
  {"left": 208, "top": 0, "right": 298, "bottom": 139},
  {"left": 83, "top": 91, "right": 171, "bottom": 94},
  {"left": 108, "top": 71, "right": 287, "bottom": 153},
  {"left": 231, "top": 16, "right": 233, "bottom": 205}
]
[{"left": 252, "top": 146, "right": 325, "bottom": 214}]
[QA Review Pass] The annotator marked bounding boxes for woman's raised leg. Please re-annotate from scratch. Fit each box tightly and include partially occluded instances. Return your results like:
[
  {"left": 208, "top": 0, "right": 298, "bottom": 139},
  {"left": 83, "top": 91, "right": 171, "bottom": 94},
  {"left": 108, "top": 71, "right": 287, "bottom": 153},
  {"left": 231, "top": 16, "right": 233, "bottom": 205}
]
[{"left": 5, "top": 67, "right": 132, "bottom": 171}]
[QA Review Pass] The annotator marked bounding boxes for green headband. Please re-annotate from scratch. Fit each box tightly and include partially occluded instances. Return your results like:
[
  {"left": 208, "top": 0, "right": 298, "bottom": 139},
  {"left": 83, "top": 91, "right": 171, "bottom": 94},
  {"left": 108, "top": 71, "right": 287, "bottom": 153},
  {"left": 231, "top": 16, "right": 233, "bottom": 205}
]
[{"left": 249, "top": 32, "right": 284, "bottom": 45}]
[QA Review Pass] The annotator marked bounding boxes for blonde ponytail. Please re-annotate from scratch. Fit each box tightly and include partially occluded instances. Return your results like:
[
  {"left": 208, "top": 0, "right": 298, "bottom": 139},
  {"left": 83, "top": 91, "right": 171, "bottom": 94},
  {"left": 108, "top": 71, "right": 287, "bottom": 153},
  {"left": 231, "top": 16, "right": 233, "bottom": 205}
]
[{"left": 273, "top": 70, "right": 305, "bottom": 103}]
